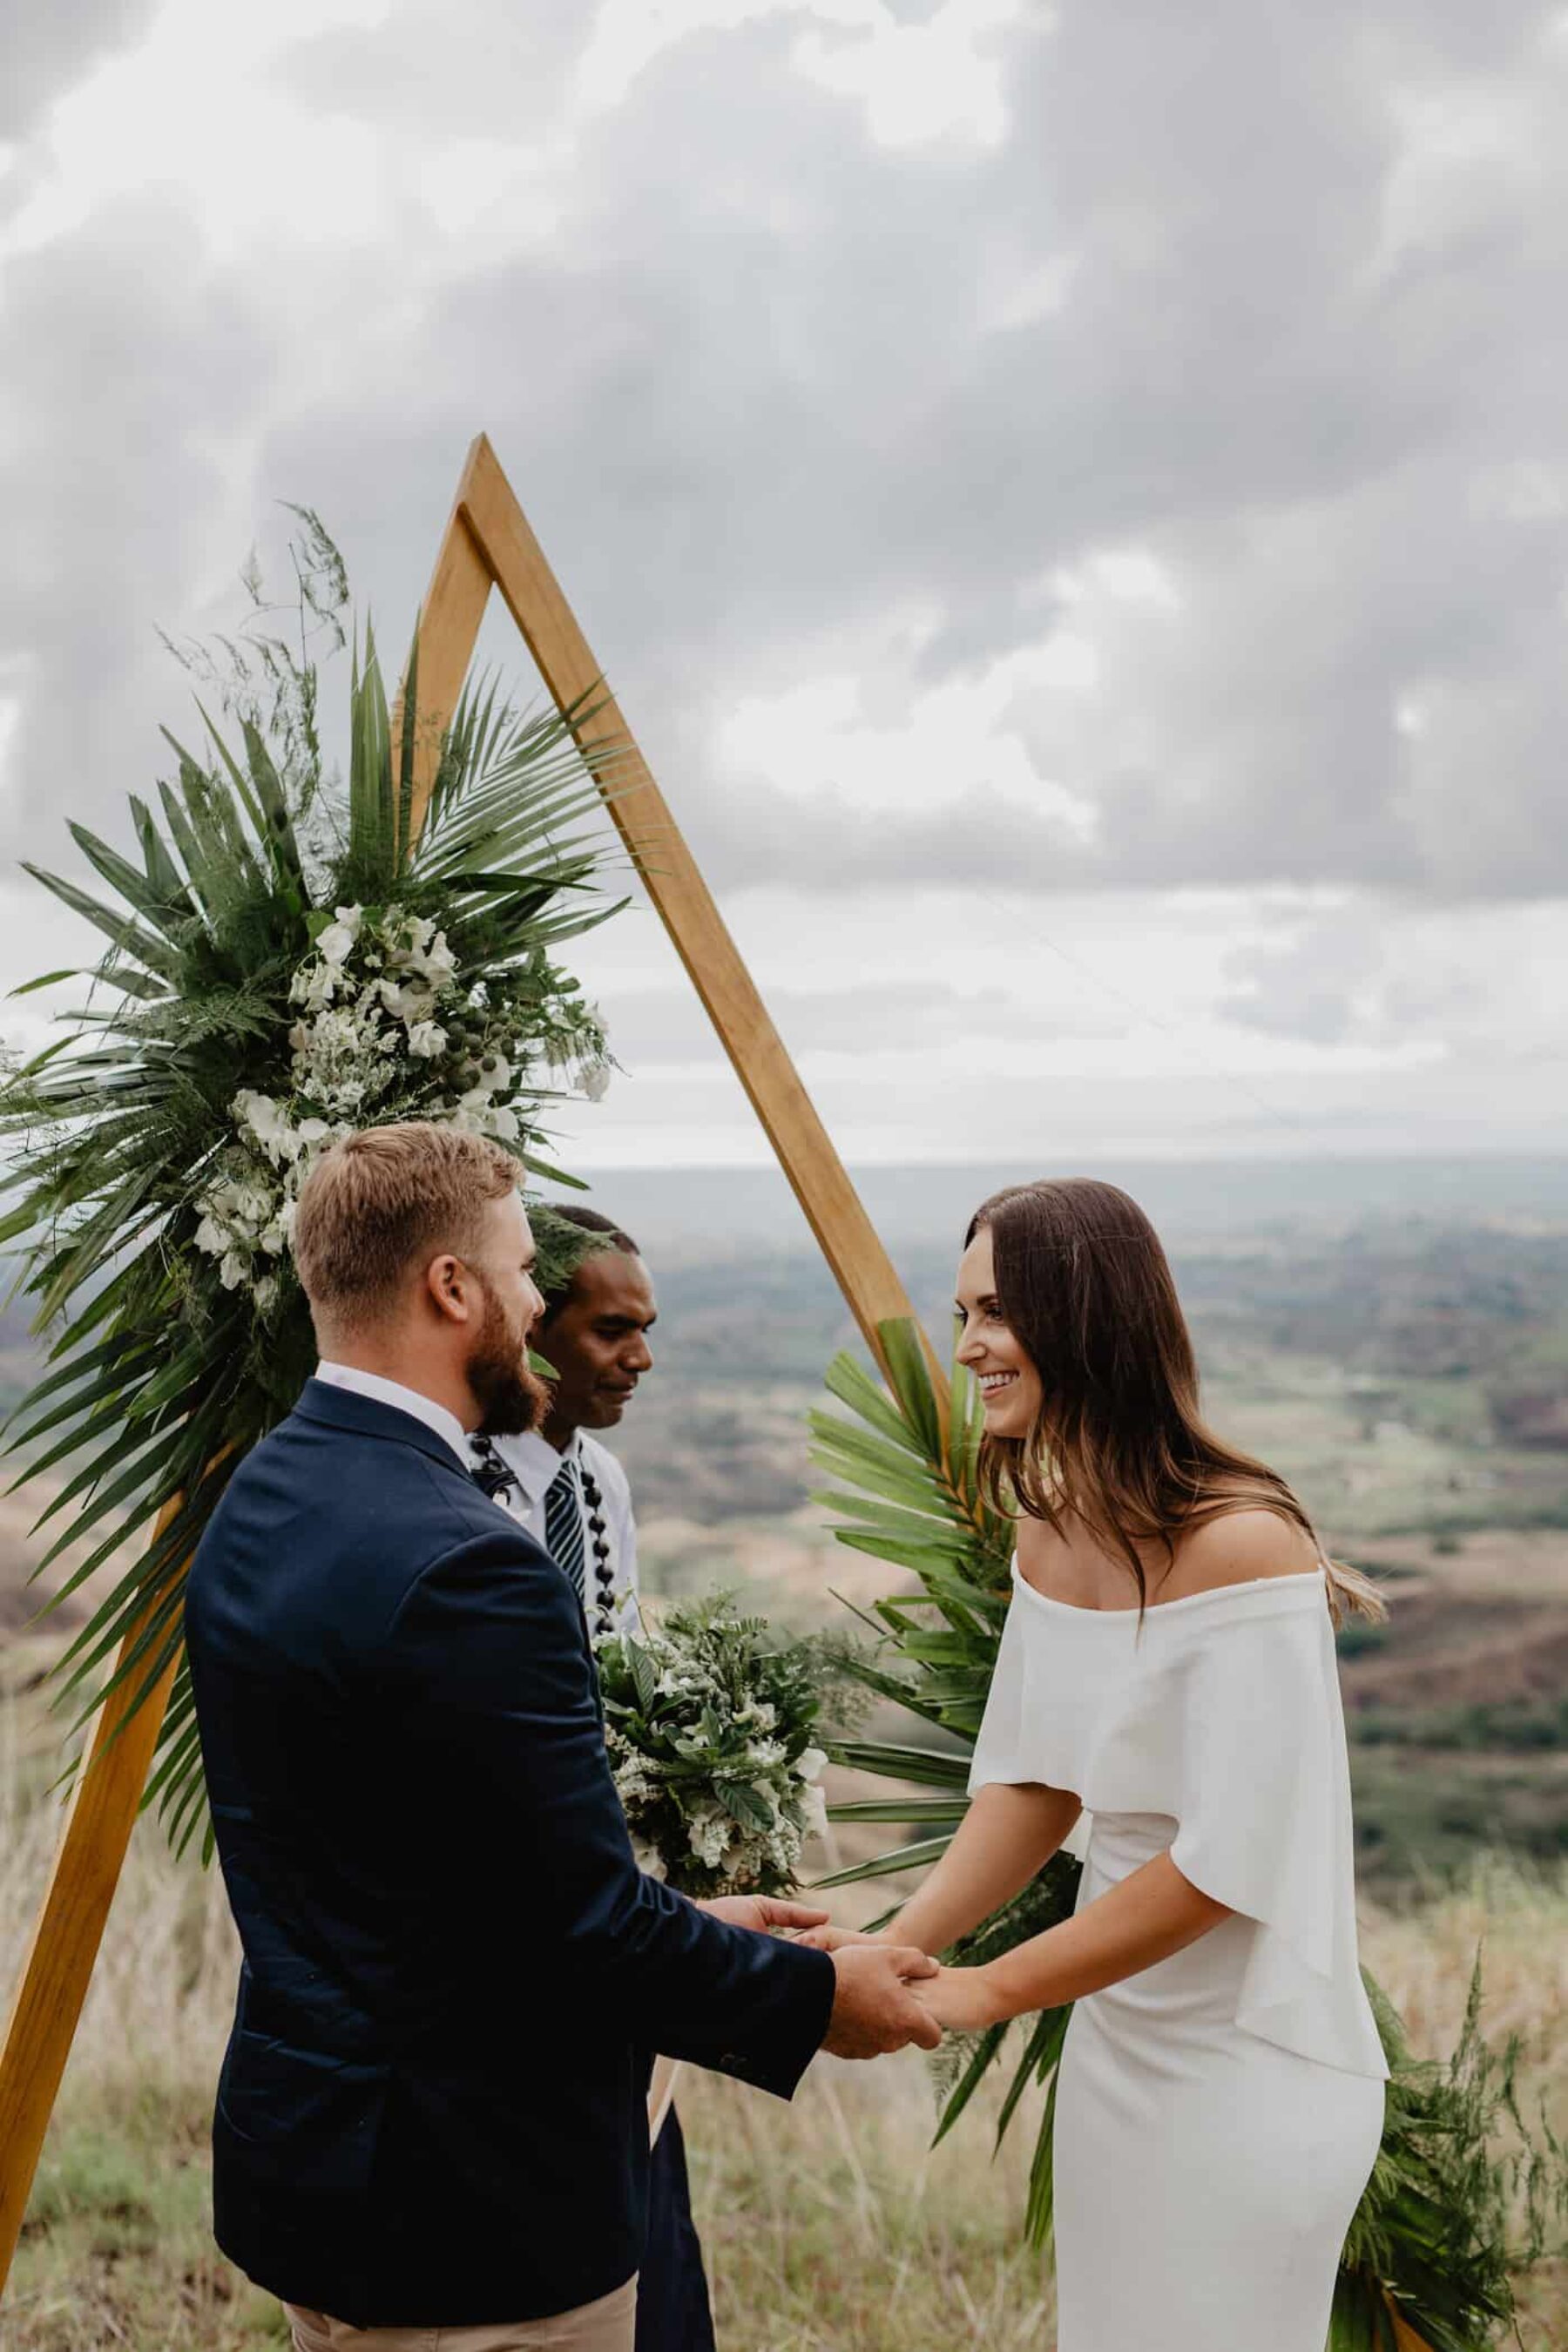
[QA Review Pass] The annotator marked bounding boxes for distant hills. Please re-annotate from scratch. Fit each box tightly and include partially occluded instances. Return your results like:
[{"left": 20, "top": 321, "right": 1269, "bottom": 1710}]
[
  {"left": 544, "top": 1152, "right": 1568, "bottom": 1260},
  {"left": 3, "top": 1150, "right": 1564, "bottom": 1889}
]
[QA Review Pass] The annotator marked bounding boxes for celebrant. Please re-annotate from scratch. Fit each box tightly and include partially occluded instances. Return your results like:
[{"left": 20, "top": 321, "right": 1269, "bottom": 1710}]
[
  {"left": 468, "top": 1205, "right": 646, "bottom": 1640},
  {"left": 468, "top": 1202, "right": 718, "bottom": 2352}
]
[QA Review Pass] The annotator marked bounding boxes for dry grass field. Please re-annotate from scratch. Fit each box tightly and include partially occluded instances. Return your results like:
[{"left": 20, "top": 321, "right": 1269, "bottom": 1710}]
[{"left": 3, "top": 1639, "right": 1565, "bottom": 2352}]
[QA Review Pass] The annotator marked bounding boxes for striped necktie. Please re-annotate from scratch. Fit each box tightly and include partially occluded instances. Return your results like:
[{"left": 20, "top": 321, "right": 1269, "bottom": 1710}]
[{"left": 544, "top": 1454, "right": 587, "bottom": 1603}]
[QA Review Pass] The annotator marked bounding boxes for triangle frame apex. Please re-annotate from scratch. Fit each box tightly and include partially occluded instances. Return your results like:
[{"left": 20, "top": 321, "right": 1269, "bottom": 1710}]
[{"left": 409, "top": 434, "right": 942, "bottom": 1398}]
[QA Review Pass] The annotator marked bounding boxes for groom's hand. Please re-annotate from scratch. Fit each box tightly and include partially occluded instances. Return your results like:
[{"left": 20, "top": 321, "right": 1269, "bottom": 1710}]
[
  {"left": 821, "top": 1944, "right": 942, "bottom": 2058},
  {"left": 698, "top": 1895, "right": 831, "bottom": 1936}
]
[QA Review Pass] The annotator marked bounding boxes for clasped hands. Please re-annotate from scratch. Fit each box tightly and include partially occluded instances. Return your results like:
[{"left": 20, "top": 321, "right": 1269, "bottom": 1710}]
[{"left": 697, "top": 1895, "right": 991, "bottom": 2056}]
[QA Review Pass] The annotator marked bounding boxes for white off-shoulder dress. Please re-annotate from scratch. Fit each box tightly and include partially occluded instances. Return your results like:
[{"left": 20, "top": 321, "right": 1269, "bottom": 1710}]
[{"left": 969, "top": 1565, "right": 1388, "bottom": 2351}]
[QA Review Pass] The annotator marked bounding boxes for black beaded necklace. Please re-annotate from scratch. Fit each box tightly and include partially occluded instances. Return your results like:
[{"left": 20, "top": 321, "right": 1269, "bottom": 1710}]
[
  {"left": 470, "top": 1437, "right": 618, "bottom": 1635},
  {"left": 578, "top": 1458, "right": 618, "bottom": 1636}
]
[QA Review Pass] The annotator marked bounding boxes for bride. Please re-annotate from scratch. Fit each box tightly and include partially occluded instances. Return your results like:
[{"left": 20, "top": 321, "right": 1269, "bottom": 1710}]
[{"left": 813, "top": 1178, "right": 1389, "bottom": 2350}]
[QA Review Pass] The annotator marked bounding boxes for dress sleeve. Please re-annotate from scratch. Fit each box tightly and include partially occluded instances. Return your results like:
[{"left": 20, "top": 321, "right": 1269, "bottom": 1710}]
[
  {"left": 1085, "top": 1588, "right": 1386, "bottom": 2077},
  {"left": 967, "top": 1590, "right": 1031, "bottom": 1794}
]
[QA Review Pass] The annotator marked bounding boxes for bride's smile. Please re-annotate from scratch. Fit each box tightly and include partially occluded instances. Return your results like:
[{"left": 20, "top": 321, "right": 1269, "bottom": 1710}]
[{"left": 954, "top": 1226, "right": 1044, "bottom": 1441}]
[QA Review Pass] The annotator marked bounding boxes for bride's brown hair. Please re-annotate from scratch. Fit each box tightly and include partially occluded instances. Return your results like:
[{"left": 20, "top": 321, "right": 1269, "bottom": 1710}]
[{"left": 966, "top": 1179, "right": 1384, "bottom": 1626}]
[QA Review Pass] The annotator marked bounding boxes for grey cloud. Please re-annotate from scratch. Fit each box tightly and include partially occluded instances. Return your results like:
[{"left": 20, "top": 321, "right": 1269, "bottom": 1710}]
[
  {"left": 1213, "top": 895, "right": 1568, "bottom": 1056},
  {"left": 595, "top": 976, "right": 1127, "bottom": 1068},
  {"left": 5, "top": 0, "right": 1568, "bottom": 918},
  {"left": 0, "top": 198, "right": 277, "bottom": 867},
  {"left": 0, "top": 0, "right": 159, "bottom": 140},
  {"left": 1218, "top": 914, "right": 1384, "bottom": 1044},
  {"left": 268, "top": 3, "right": 589, "bottom": 152},
  {"left": 356, "top": 0, "right": 1568, "bottom": 901}
]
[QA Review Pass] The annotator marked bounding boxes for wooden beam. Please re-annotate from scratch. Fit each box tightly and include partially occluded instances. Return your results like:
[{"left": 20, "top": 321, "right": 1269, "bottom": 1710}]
[
  {"left": 0, "top": 1565, "right": 182, "bottom": 2281},
  {"left": 405, "top": 474, "right": 493, "bottom": 841},
  {"left": 429, "top": 434, "right": 932, "bottom": 1385}
]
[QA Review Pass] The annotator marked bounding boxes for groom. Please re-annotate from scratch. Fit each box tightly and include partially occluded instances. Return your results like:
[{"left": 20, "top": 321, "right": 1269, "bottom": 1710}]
[{"left": 183, "top": 1121, "right": 940, "bottom": 2350}]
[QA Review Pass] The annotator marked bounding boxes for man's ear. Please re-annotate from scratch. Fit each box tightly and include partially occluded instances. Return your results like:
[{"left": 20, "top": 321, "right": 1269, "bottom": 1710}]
[{"left": 424, "top": 1252, "right": 476, "bottom": 1326}]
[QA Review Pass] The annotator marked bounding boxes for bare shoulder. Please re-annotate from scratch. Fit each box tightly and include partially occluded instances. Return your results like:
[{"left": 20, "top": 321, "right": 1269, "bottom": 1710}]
[{"left": 1162, "top": 1507, "right": 1321, "bottom": 1600}]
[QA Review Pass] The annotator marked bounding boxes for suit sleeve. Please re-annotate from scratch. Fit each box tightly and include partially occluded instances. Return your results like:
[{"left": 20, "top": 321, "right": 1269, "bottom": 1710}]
[{"left": 383, "top": 1521, "right": 835, "bottom": 2096}]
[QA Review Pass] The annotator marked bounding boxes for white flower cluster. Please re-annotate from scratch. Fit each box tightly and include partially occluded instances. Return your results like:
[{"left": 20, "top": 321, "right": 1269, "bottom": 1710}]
[
  {"left": 192, "top": 901, "right": 611, "bottom": 1313},
  {"left": 609, "top": 1725, "right": 827, "bottom": 1894}
]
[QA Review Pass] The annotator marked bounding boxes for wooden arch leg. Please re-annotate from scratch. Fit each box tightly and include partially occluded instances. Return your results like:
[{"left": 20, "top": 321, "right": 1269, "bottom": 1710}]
[{"left": 0, "top": 1581, "right": 180, "bottom": 2278}]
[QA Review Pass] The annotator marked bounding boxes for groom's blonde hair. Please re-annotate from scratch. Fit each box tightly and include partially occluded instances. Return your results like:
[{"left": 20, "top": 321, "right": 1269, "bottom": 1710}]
[{"left": 293, "top": 1122, "right": 520, "bottom": 1324}]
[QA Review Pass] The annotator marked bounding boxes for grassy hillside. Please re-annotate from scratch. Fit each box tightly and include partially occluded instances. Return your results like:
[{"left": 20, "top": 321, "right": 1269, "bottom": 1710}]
[
  {"left": 605, "top": 1213, "right": 1568, "bottom": 1532},
  {"left": 2, "top": 1209, "right": 1565, "bottom": 1896},
  {"left": 1, "top": 1642, "right": 1564, "bottom": 2351}
]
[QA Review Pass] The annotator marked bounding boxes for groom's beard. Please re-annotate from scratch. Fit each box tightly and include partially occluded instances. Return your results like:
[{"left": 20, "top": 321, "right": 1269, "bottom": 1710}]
[{"left": 469, "top": 1281, "right": 550, "bottom": 1438}]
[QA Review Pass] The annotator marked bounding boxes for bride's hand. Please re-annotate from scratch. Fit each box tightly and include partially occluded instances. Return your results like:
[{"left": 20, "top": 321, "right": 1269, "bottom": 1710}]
[
  {"left": 923, "top": 1964, "right": 1007, "bottom": 2034},
  {"left": 789, "top": 1923, "right": 892, "bottom": 1954}
]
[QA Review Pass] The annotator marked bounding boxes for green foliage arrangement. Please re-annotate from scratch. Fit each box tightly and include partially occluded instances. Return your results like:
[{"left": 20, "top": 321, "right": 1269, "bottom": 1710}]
[
  {"left": 0, "top": 519, "right": 626, "bottom": 1851},
  {"left": 809, "top": 1317, "right": 1566, "bottom": 2351},
  {"left": 1334, "top": 1969, "right": 1564, "bottom": 2351},
  {"left": 595, "top": 1593, "right": 859, "bottom": 1898}
]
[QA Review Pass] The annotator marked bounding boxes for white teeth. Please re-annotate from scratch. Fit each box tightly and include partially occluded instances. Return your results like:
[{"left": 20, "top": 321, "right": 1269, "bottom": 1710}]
[{"left": 980, "top": 1373, "right": 1017, "bottom": 1393}]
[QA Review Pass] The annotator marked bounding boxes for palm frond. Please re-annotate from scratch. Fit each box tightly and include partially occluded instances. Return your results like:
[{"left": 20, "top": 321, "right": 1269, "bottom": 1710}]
[{"left": 0, "top": 519, "right": 626, "bottom": 1842}]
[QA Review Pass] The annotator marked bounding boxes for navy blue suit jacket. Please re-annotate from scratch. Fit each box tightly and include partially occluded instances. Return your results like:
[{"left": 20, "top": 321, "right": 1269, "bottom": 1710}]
[{"left": 183, "top": 1380, "right": 835, "bottom": 2327}]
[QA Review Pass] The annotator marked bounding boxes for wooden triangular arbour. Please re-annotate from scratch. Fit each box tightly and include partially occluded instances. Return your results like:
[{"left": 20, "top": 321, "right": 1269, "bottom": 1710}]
[{"left": 0, "top": 442, "right": 1436, "bottom": 2352}]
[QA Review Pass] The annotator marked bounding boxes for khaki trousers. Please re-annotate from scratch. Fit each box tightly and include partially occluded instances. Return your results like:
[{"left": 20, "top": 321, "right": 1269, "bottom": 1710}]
[{"left": 284, "top": 2275, "right": 638, "bottom": 2352}]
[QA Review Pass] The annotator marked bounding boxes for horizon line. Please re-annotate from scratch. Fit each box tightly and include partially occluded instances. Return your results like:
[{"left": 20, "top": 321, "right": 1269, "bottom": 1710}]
[{"left": 542, "top": 1143, "right": 1568, "bottom": 1179}]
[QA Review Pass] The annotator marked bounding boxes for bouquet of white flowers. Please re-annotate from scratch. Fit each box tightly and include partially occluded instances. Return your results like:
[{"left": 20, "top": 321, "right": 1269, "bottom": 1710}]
[{"left": 595, "top": 1595, "right": 857, "bottom": 1899}]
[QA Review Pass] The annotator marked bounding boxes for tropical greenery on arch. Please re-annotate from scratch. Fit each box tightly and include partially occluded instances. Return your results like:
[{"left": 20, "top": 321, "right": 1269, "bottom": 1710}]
[{"left": 0, "top": 521, "right": 626, "bottom": 1853}]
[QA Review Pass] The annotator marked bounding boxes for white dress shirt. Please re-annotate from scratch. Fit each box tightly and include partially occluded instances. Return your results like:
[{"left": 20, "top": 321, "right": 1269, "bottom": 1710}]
[
  {"left": 314, "top": 1361, "right": 473, "bottom": 1470},
  {"left": 483, "top": 1426, "right": 642, "bottom": 1638}
]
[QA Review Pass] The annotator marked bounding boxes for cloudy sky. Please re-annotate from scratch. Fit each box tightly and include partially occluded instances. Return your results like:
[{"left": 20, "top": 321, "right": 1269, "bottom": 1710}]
[{"left": 3, "top": 0, "right": 1566, "bottom": 1172}]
